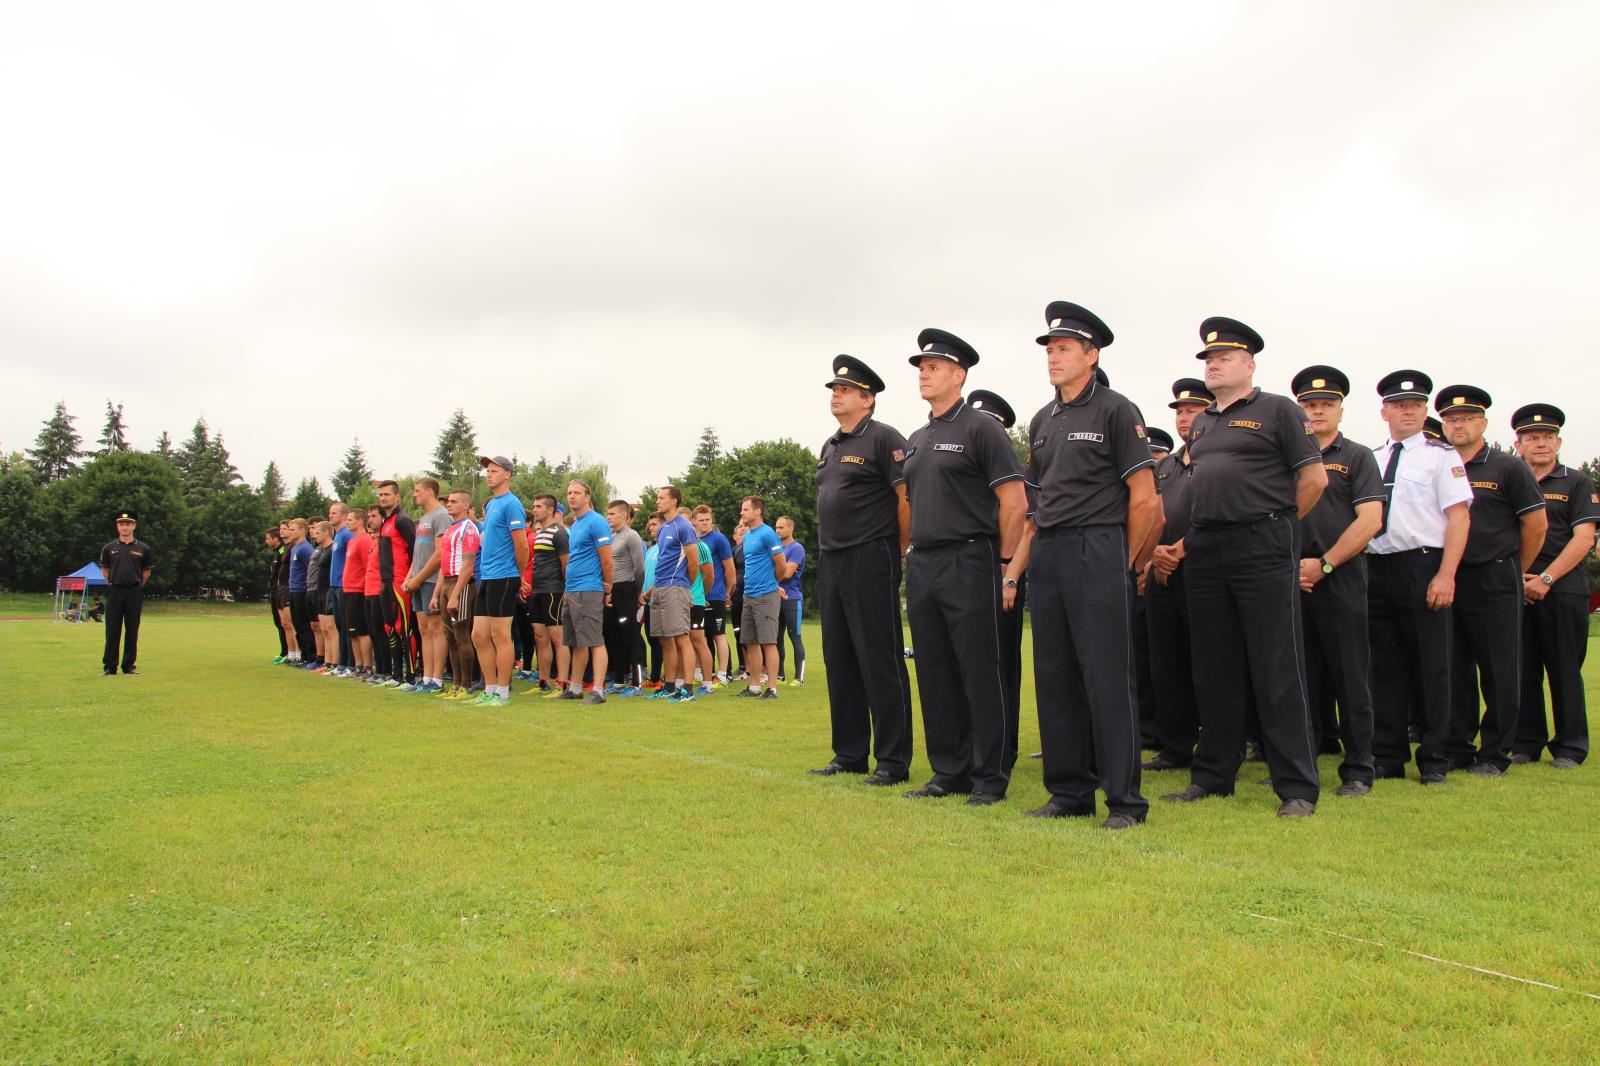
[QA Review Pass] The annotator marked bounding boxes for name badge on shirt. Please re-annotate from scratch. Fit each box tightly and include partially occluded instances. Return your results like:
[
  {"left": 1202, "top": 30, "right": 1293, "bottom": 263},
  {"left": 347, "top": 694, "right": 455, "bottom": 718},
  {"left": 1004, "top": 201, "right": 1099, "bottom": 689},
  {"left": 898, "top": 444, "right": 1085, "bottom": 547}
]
[
  {"left": 1229, "top": 420, "right": 1263, "bottom": 430},
  {"left": 1325, "top": 463, "right": 1350, "bottom": 475},
  {"left": 1470, "top": 480, "right": 1498, "bottom": 491},
  {"left": 839, "top": 455, "right": 864, "bottom": 465},
  {"left": 1065, "top": 432, "right": 1105, "bottom": 443},
  {"left": 933, "top": 443, "right": 964, "bottom": 453}
]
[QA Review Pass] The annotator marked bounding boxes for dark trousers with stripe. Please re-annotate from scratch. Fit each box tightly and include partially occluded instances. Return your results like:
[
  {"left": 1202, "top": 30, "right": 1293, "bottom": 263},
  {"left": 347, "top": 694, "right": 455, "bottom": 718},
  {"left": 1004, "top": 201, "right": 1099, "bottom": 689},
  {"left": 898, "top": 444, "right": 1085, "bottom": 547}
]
[
  {"left": 1031, "top": 525, "right": 1147, "bottom": 819},
  {"left": 1000, "top": 573, "right": 1027, "bottom": 772},
  {"left": 1145, "top": 566, "right": 1198, "bottom": 765},
  {"left": 1301, "top": 557, "right": 1376, "bottom": 785},
  {"left": 1133, "top": 594, "right": 1160, "bottom": 750},
  {"left": 1368, "top": 549, "right": 1452, "bottom": 777},
  {"left": 1185, "top": 515, "right": 1320, "bottom": 804},
  {"left": 103, "top": 585, "right": 144, "bottom": 672},
  {"left": 819, "top": 537, "right": 914, "bottom": 775},
  {"left": 1517, "top": 591, "right": 1590, "bottom": 763},
  {"left": 1449, "top": 558, "right": 1522, "bottom": 770},
  {"left": 905, "top": 539, "right": 1010, "bottom": 795},
  {"left": 366, "top": 594, "right": 391, "bottom": 677}
]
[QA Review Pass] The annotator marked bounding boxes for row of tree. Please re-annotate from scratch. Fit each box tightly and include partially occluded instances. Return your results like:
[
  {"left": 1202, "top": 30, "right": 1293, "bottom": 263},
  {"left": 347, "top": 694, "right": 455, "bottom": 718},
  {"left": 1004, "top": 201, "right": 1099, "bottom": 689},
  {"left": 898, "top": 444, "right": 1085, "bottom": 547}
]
[{"left": 1, "top": 402, "right": 823, "bottom": 602}]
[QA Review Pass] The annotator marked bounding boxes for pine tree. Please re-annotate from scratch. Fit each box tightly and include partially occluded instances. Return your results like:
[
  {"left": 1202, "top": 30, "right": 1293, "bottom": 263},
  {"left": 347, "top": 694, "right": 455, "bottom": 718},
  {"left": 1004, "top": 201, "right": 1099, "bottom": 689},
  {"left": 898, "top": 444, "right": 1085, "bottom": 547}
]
[
  {"left": 97, "top": 401, "right": 130, "bottom": 455},
  {"left": 286, "top": 477, "right": 332, "bottom": 521},
  {"left": 691, "top": 426, "right": 722, "bottom": 472},
  {"left": 175, "top": 418, "right": 239, "bottom": 508},
  {"left": 431, "top": 409, "right": 478, "bottom": 479},
  {"left": 259, "top": 461, "right": 287, "bottom": 508},
  {"left": 331, "top": 438, "right": 373, "bottom": 500},
  {"left": 154, "top": 431, "right": 174, "bottom": 460},
  {"left": 27, "top": 401, "right": 82, "bottom": 482}
]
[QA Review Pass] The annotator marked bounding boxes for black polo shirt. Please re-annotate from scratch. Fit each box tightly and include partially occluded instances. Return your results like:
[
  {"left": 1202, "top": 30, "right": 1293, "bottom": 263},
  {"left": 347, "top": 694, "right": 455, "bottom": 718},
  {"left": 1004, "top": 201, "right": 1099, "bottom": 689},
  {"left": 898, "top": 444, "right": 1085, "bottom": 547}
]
[
  {"left": 1300, "top": 433, "right": 1385, "bottom": 557},
  {"left": 1460, "top": 443, "right": 1545, "bottom": 566},
  {"left": 815, "top": 417, "right": 909, "bottom": 550},
  {"left": 1186, "top": 388, "right": 1322, "bottom": 528},
  {"left": 1024, "top": 378, "right": 1154, "bottom": 529},
  {"left": 1154, "top": 450, "right": 1193, "bottom": 546},
  {"left": 904, "top": 398, "right": 1025, "bottom": 548},
  {"left": 99, "top": 538, "right": 154, "bottom": 586},
  {"left": 1529, "top": 463, "right": 1600, "bottom": 594}
]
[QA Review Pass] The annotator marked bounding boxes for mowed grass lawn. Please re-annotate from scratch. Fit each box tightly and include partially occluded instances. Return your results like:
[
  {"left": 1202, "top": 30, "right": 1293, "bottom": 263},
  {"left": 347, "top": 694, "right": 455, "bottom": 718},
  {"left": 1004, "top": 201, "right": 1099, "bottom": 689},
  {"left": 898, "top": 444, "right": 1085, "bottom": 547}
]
[{"left": 3, "top": 595, "right": 1598, "bottom": 1064}]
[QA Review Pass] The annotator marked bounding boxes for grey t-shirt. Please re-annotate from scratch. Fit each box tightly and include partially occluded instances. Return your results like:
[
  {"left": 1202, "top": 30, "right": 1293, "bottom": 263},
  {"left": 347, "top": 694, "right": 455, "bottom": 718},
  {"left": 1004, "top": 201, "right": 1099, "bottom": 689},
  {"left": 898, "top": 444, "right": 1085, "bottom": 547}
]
[
  {"left": 609, "top": 526, "right": 645, "bottom": 583},
  {"left": 409, "top": 505, "right": 451, "bottom": 581}
]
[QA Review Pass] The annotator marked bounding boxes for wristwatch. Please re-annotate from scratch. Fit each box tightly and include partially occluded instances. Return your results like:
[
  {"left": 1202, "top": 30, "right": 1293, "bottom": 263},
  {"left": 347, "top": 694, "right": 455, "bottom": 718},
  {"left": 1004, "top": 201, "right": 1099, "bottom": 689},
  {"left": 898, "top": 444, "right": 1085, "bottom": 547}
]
[
  {"left": 1319, "top": 556, "right": 1334, "bottom": 575},
  {"left": 1539, "top": 572, "right": 1554, "bottom": 586},
  {"left": 1003, "top": 578, "right": 1018, "bottom": 589}
]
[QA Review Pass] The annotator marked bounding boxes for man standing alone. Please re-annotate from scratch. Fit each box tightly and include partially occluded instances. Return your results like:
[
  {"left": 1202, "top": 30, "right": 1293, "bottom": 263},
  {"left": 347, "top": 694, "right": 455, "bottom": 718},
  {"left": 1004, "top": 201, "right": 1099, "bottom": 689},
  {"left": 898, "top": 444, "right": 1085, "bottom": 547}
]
[{"left": 99, "top": 510, "right": 153, "bottom": 676}]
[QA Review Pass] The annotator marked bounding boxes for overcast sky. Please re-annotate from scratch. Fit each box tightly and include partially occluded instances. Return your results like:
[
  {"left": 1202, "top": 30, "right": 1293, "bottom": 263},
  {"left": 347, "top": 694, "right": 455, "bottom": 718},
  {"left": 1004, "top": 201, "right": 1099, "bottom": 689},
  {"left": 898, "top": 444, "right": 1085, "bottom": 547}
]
[{"left": 4, "top": 1, "right": 1596, "bottom": 499}]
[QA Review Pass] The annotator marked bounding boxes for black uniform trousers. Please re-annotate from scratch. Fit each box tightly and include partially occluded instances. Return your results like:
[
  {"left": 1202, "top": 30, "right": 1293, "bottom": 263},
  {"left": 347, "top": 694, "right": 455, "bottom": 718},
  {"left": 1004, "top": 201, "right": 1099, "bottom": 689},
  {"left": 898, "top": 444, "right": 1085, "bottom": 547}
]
[
  {"left": 1517, "top": 591, "right": 1590, "bottom": 763},
  {"left": 103, "top": 585, "right": 144, "bottom": 672},
  {"left": 1031, "top": 526, "right": 1148, "bottom": 818},
  {"left": 1000, "top": 573, "right": 1027, "bottom": 773},
  {"left": 1185, "top": 515, "right": 1321, "bottom": 804},
  {"left": 1144, "top": 567, "right": 1198, "bottom": 765},
  {"left": 1367, "top": 549, "right": 1452, "bottom": 778},
  {"left": 1133, "top": 594, "right": 1160, "bottom": 750},
  {"left": 1448, "top": 558, "right": 1522, "bottom": 770},
  {"left": 289, "top": 591, "right": 316, "bottom": 661},
  {"left": 905, "top": 539, "right": 1011, "bottom": 796},
  {"left": 818, "top": 537, "right": 914, "bottom": 775},
  {"left": 1301, "top": 557, "right": 1376, "bottom": 785}
]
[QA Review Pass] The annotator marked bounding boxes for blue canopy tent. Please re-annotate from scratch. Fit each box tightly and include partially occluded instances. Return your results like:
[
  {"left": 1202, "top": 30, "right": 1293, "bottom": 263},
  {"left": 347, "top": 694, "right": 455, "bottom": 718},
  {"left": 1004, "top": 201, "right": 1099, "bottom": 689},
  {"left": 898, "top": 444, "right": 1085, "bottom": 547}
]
[{"left": 54, "top": 563, "right": 108, "bottom": 622}]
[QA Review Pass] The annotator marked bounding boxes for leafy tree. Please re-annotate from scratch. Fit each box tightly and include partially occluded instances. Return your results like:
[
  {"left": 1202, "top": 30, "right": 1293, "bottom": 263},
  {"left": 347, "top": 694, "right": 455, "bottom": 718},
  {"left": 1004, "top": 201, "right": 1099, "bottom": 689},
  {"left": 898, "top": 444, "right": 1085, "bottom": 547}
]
[
  {"left": 284, "top": 477, "right": 333, "bottom": 522},
  {"left": 691, "top": 426, "right": 722, "bottom": 471},
  {"left": 27, "top": 400, "right": 81, "bottom": 482},
  {"left": 258, "top": 461, "right": 287, "bottom": 508},
  {"left": 510, "top": 455, "right": 613, "bottom": 513},
  {"left": 431, "top": 409, "right": 479, "bottom": 480},
  {"left": 180, "top": 484, "right": 274, "bottom": 597},
  {"left": 49, "top": 452, "right": 189, "bottom": 595},
  {"left": 0, "top": 466, "right": 52, "bottom": 590},
  {"left": 174, "top": 419, "right": 240, "bottom": 508},
  {"left": 331, "top": 438, "right": 373, "bottom": 500},
  {"left": 97, "top": 401, "right": 130, "bottom": 455}
]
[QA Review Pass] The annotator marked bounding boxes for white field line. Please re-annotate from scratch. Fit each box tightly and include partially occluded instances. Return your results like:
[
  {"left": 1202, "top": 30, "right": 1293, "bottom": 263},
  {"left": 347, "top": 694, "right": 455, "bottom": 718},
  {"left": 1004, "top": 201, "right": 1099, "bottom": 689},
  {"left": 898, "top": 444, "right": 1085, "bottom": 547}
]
[{"left": 1244, "top": 912, "right": 1600, "bottom": 1002}]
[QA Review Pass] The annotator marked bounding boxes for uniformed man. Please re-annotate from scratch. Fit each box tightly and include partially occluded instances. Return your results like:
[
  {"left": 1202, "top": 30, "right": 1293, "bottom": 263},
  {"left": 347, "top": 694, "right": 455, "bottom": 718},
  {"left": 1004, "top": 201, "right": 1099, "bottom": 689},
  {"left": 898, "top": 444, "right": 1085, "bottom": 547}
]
[
  {"left": 902, "top": 328, "right": 1028, "bottom": 806},
  {"left": 969, "top": 388, "right": 1026, "bottom": 774},
  {"left": 1147, "top": 428, "right": 1175, "bottom": 458},
  {"left": 1162, "top": 318, "right": 1328, "bottom": 817},
  {"left": 99, "top": 509, "right": 154, "bottom": 676},
  {"left": 1436, "top": 385, "right": 1547, "bottom": 775},
  {"left": 1143, "top": 378, "right": 1213, "bottom": 772},
  {"left": 1006, "top": 302, "right": 1157, "bottom": 829},
  {"left": 1365, "top": 370, "right": 1473, "bottom": 784},
  {"left": 1511, "top": 404, "right": 1598, "bottom": 768},
  {"left": 809, "top": 356, "right": 916, "bottom": 787},
  {"left": 1292, "top": 365, "right": 1385, "bottom": 795},
  {"left": 1423, "top": 417, "right": 1444, "bottom": 442}
]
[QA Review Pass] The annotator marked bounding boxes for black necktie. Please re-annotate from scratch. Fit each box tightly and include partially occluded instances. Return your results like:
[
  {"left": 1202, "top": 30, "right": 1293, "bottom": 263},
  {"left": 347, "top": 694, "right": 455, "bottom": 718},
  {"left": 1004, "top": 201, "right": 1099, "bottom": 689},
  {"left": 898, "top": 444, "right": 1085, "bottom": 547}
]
[{"left": 1377, "top": 441, "right": 1404, "bottom": 538}]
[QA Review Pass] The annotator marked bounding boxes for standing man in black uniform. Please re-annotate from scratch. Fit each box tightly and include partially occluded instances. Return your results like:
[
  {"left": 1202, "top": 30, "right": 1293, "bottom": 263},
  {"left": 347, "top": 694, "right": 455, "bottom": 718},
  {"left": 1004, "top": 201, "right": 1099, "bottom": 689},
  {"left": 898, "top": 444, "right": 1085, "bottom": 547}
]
[
  {"left": 1436, "top": 385, "right": 1547, "bottom": 775},
  {"left": 1144, "top": 378, "right": 1213, "bottom": 773},
  {"left": 902, "top": 328, "right": 1027, "bottom": 806},
  {"left": 1292, "top": 366, "right": 1385, "bottom": 795},
  {"left": 1512, "top": 404, "right": 1598, "bottom": 768},
  {"left": 1163, "top": 318, "right": 1327, "bottom": 817},
  {"left": 1006, "top": 302, "right": 1157, "bottom": 829},
  {"left": 99, "top": 510, "right": 154, "bottom": 676},
  {"left": 1365, "top": 371, "right": 1474, "bottom": 784},
  {"left": 809, "top": 356, "right": 916, "bottom": 787},
  {"left": 969, "top": 389, "right": 1027, "bottom": 774}
]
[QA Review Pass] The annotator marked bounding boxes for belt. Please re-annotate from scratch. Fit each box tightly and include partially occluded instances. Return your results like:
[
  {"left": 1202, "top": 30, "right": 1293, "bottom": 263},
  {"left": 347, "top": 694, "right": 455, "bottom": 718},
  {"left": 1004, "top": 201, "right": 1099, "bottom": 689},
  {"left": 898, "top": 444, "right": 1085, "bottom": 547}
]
[
  {"left": 911, "top": 536, "right": 994, "bottom": 551},
  {"left": 1369, "top": 547, "right": 1439, "bottom": 558},
  {"left": 1193, "top": 509, "right": 1292, "bottom": 531}
]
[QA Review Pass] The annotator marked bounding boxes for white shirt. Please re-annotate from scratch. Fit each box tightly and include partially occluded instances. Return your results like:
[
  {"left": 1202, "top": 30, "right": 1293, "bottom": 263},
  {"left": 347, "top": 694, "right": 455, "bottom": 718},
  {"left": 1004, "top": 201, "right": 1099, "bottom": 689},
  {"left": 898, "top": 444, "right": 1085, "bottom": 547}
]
[{"left": 1366, "top": 432, "right": 1474, "bottom": 554}]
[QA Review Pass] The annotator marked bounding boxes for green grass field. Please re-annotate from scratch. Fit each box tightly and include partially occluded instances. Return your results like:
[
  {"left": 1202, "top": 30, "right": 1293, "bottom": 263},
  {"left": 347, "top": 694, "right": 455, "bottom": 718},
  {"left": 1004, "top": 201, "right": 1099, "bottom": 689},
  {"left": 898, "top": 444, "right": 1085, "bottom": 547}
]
[{"left": 3, "top": 595, "right": 1598, "bottom": 1063}]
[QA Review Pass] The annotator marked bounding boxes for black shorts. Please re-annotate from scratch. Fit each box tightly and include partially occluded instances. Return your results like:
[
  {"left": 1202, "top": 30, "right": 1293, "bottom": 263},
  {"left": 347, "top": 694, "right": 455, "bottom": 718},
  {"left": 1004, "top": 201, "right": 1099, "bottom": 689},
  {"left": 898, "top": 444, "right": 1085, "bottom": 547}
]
[
  {"left": 690, "top": 604, "right": 706, "bottom": 631},
  {"left": 703, "top": 600, "right": 725, "bottom": 636},
  {"left": 344, "top": 592, "right": 368, "bottom": 637},
  {"left": 273, "top": 587, "right": 291, "bottom": 610},
  {"left": 531, "top": 591, "right": 563, "bottom": 627},
  {"left": 479, "top": 577, "right": 518, "bottom": 618}
]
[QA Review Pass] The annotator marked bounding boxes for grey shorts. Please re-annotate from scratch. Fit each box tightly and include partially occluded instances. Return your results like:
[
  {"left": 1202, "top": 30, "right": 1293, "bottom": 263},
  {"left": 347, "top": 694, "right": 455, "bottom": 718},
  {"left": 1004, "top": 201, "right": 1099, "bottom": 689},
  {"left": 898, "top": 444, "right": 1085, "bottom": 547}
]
[
  {"left": 741, "top": 590, "right": 781, "bottom": 646},
  {"left": 561, "top": 590, "right": 605, "bottom": 648},
  {"left": 648, "top": 585, "right": 692, "bottom": 638},
  {"left": 413, "top": 580, "right": 438, "bottom": 614}
]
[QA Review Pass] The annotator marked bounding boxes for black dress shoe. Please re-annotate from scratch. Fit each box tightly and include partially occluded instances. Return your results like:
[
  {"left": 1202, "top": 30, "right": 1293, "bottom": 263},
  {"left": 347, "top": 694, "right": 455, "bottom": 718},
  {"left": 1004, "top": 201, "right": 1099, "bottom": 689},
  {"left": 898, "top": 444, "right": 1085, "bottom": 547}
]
[
  {"left": 1419, "top": 772, "right": 1446, "bottom": 785},
  {"left": 1508, "top": 752, "right": 1534, "bottom": 765},
  {"left": 1552, "top": 757, "right": 1580, "bottom": 769},
  {"left": 1102, "top": 812, "right": 1142, "bottom": 830},
  {"left": 1023, "top": 800, "right": 1084, "bottom": 818},
  {"left": 1161, "top": 784, "right": 1217, "bottom": 803},
  {"left": 1335, "top": 781, "right": 1371, "bottom": 797},
  {"left": 903, "top": 782, "right": 956, "bottom": 799},
  {"left": 1467, "top": 762, "right": 1504, "bottom": 777},
  {"left": 964, "top": 792, "right": 1003, "bottom": 807},
  {"left": 101, "top": 668, "right": 116, "bottom": 676},
  {"left": 1276, "top": 799, "right": 1315, "bottom": 817},
  {"left": 807, "top": 761, "right": 867, "bottom": 776},
  {"left": 1373, "top": 764, "right": 1407, "bottom": 780},
  {"left": 1141, "top": 754, "right": 1189, "bottom": 772},
  {"left": 121, "top": 668, "right": 138, "bottom": 676},
  {"left": 861, "top": 768, "right": 909, "bottom": 787}
]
